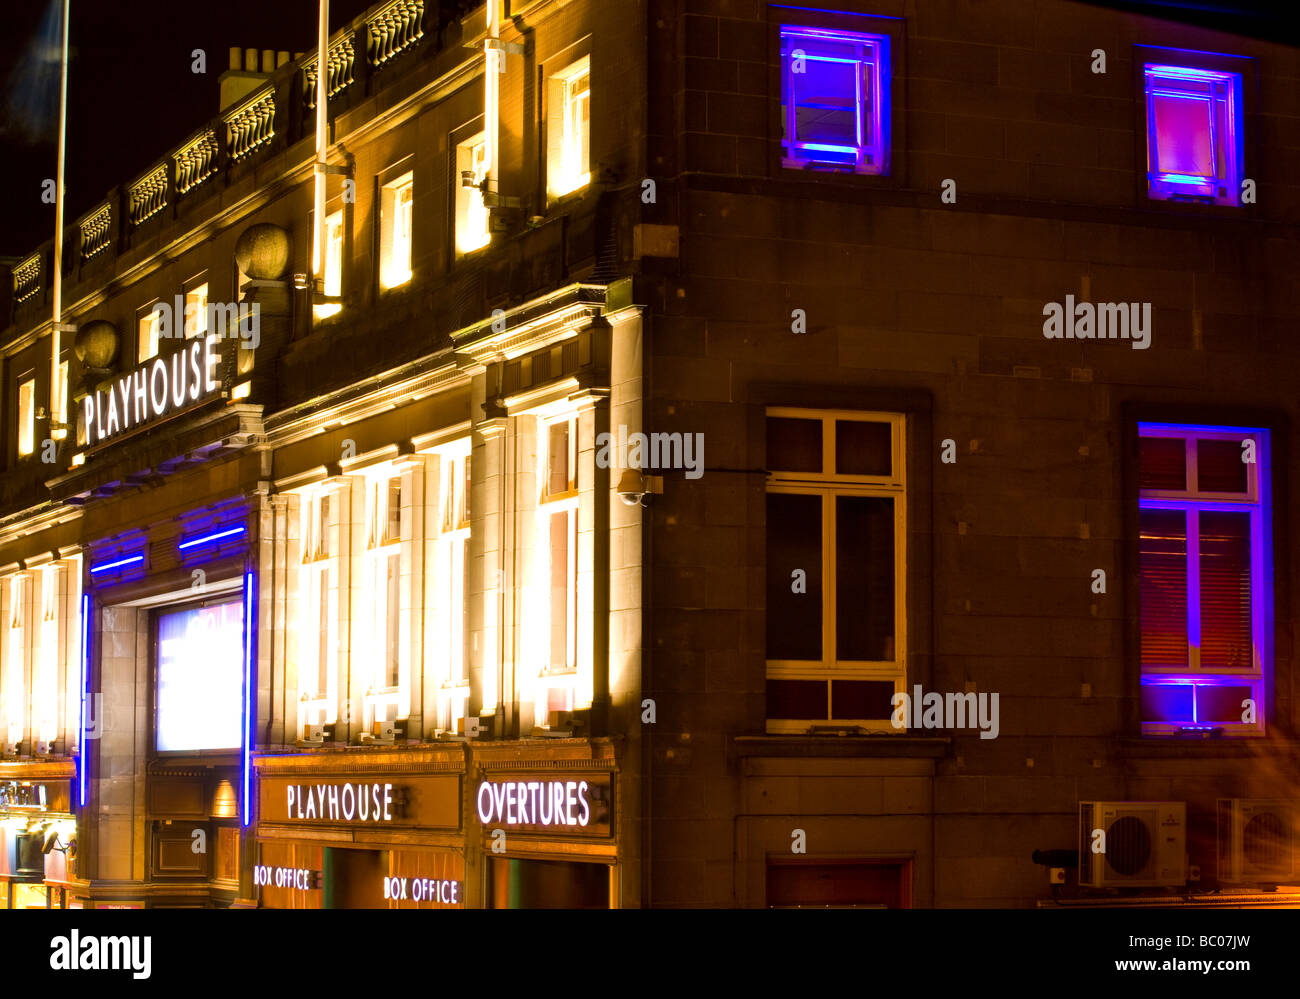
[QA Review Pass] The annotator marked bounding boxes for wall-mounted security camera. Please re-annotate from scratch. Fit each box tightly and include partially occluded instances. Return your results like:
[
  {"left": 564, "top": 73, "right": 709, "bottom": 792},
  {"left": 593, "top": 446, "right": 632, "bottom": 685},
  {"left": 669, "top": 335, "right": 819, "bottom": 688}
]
[
  {"left": 616, "top": 469, "right": 664, "bottom": 507},
  {"left": 458, "top": 716, "right": 480, "bottom": 738}
]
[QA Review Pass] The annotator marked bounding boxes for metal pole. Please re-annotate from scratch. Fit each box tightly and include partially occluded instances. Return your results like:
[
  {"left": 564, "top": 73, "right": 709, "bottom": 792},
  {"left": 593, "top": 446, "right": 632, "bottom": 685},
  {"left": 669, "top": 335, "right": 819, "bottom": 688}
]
[
  {"left": 50, "top": 0, "right": 70, "bottom": 438},
  {"left": 313, "top": 0, "right": 329, "bottom": 287},
  {"left": 486, "top": 0, "right": 499, "bottom": 192}
]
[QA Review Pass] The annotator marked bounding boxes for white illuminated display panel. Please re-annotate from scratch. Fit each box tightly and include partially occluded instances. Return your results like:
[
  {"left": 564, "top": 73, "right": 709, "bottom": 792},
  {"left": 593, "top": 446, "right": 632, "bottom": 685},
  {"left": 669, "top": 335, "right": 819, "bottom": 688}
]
[{"left": 156, "top": 600, "right": 244, "bottom": 752}]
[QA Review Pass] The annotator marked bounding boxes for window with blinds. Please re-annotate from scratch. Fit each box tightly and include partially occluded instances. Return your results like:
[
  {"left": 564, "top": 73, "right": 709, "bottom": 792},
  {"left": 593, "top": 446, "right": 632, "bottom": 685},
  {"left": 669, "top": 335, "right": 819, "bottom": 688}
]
[{"left": 1137, "top": 423, "right": 1270, "bottom": 736}]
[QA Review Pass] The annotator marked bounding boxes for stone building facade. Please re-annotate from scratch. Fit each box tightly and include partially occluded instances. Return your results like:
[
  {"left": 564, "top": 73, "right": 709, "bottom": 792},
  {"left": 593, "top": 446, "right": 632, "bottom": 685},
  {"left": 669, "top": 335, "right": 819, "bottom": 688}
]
[{"left": 0, "top": 0, "right": 1297, "bottom": 908}]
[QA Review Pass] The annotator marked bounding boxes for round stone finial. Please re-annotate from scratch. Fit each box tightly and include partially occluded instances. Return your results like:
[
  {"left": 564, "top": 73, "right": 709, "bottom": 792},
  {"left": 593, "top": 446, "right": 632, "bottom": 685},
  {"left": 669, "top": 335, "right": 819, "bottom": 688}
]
[
  {"left": 234, "top": 222, "right": 291, "bottom": 280},
  {"left": 73, "top": 319, "right": 119, "bottom": 369}
]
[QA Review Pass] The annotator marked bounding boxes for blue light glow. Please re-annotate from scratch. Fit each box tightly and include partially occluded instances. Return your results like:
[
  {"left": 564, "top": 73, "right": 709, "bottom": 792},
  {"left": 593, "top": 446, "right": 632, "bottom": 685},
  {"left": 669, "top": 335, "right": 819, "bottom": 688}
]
[
  {"left": 178, "top": 525, "right": 246, "bottom": 551},
  {"left": 89, "top": 553, "right": 144, "bottom": 574},
  {"left": 78, "top": 592, "right": 89, "bottom": 807},
  {"left": 1154, "top": 173, "right": 1213, "bottom": 184},
  {"left": 1146, "top": 63, "right": 1228, "bottom": 82},
  {"left": 780, "top": 24, "right": 889, "bottom": 175},
  {"left": 1143, "top": 60, "right": 1241, "bottom": 206},
  {"left": 1138, "top": 422, "right": 1270, "bottom": 733},
  {"left": 1139, "top": 421, "right": 1264, "bottom": 436},
  {"left": 770, "top": 5, "right": 903, "bottom": 20},
  {"left": 795, "top": 141, "right": 860, "bottom": 154},
  {"left": 241, "top": 571, "right": 255, "bottom": 825}
]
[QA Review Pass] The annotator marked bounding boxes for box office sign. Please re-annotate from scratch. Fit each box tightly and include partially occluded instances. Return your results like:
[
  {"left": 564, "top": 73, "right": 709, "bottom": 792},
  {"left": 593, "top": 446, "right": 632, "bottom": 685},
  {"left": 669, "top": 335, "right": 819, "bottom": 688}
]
[
  {"left": 475, "top": 774, "right": 613, "bottom": 836},
  {"left": 258, "top": 775, "right": 460, "bottom": 829},
  {"left": 254, "top": 864, "right": 322, "bottom": 891}
]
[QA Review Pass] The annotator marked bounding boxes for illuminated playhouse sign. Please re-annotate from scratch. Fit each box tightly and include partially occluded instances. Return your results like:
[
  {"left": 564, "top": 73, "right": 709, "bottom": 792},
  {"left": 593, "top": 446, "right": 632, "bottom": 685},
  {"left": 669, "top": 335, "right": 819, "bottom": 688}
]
[
  {"left": 285, "top": 782, "right": 403, "bottom": 823},
  {"left": 83, "top": 334, "right": 224, "bottom": 447}
]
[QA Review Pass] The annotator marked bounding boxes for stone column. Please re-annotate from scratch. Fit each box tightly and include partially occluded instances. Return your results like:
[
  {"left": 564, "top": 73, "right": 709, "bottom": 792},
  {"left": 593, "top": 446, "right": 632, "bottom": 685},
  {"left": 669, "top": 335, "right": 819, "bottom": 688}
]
[{"left": 469, "top": 360, "right": 510, "bottom": 736}]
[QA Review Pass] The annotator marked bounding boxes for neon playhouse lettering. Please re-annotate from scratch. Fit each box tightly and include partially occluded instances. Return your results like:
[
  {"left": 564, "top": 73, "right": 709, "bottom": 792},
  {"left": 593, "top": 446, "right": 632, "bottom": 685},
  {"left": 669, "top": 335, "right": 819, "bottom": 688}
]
[
  {"left": 83, "top": 333, "right": 222, "bottom": 446},
  {"left": 383, "top": 876, "right": 461, "bottom": 904},
  {"left": 285, "top": 782, "right": 395, "bottom": 822},
  {"left": 476, "top": 779, "right": 591, "bottom": 827}
]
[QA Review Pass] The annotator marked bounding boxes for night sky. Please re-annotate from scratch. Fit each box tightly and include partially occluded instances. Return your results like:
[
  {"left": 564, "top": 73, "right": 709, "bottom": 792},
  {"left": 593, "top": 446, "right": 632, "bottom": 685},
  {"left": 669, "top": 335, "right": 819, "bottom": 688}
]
[
  {"left": 0, "top": 0, "right": 376, "bottom": 258},
  {"left": 0, "top": 0, "right": 1290, "bottom": 259}
]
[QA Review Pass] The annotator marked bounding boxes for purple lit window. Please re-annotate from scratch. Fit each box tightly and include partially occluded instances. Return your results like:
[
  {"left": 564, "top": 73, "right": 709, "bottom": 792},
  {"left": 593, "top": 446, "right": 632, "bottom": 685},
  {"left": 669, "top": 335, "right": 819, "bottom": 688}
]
[
  {"left": 1144, "top": 64, "right": 1243, "bottom": 206},
  {"left": 1138, "top": 423, "right": 1270, "bottom": 735},
  {"left": 780, "top": 27, "right": 889, "bottom": 175}
]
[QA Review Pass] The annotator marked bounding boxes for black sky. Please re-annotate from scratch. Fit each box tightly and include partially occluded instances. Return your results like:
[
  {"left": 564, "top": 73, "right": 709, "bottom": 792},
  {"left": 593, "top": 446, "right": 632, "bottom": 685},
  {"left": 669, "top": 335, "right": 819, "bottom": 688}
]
[
  {"left": 0, "top": 0, "right": 376, "bottom": 258},
  {"left": 0, "top": 0, "right": 1293, "bottom": 259}
]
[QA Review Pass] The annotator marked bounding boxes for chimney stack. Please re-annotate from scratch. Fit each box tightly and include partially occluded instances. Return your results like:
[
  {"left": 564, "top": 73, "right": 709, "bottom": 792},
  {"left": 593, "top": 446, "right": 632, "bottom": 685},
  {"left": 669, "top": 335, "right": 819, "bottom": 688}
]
[{"left": 218, "top": 46, "right": 274, "bottom": 113}]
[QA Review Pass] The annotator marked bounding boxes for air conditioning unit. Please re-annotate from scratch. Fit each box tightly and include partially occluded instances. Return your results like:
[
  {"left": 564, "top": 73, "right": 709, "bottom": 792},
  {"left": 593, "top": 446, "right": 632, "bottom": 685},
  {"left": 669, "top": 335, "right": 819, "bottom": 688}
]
[
  {"left": 301, "top": 724, "right": 325, "bottom": 745},
  {"left": 1079, "top": 801, "right": 1186, "bottom": 888},
  {"left": 1218, "top": 798, "right": 1297, "bottom": 886},
  {"left": 35, "top": 740, "right": 50, "bottom": 756}
]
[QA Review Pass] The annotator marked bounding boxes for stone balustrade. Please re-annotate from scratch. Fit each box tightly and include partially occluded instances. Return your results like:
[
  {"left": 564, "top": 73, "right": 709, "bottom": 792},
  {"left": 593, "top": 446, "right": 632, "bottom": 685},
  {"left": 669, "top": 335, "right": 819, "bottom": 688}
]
[
  {"left": 79, "top": 204, "right": 112, "bottom": 262},
  {"left": 174, "top": 129, "right": 219, "bottom": 197},
  {"left": 367, "top": 0, "right": 425, "bottom": 68},
  {"left": 303, "top": 38, "right": 357, "bottom": 110},
  {"left": 225, "top": 89, "right": 276, "bottom": 162},
  {"left": 12, "top": 253, "right": 41, "bottom": 304},
  {"left": 128, "top": 165, "right": 169, "bottom": 226}
]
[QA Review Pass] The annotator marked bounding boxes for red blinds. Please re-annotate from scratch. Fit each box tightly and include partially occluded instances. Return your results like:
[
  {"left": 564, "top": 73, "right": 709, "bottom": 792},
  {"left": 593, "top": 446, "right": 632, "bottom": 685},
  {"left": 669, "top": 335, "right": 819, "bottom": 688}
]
[{"left": 1139, "top": 509, "right": 1188, "bottom": 669}]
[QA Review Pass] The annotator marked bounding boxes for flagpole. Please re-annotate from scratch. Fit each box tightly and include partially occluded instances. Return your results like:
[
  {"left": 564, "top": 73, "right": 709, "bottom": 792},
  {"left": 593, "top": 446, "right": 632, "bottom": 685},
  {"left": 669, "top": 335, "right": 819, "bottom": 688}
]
[
  {"left": 486, "top": 0, "right": 499, "bottom": 195},
  {"left": 313, "top": 0, "right": 328, "bottom": 292},
  {"left": 50, "top": 0, "right": 70, "bottom": 440}
]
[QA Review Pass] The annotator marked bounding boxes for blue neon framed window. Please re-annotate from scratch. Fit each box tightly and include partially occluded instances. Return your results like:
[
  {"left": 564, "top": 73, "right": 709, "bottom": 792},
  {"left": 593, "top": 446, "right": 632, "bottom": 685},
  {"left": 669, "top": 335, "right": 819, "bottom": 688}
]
[
  {"left": 780, "top": 26, "right": 889, "bottom": 175},
  {"left": 1144, "top": 64, "right": 1243, "bottom": 206},
  {"left": 1138, "top": 423, "right": 1270, "bottom": 736}
]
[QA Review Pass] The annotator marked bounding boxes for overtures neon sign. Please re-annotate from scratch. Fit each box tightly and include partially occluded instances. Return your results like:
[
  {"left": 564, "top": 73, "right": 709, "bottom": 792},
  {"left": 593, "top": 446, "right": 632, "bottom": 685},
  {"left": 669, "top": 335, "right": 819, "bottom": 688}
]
[
  {"left": 476, "top": 779, "right": 591, "bottom": 828},
  {"left": 83, "top": 334, "right": 223, "bottom": 447}
]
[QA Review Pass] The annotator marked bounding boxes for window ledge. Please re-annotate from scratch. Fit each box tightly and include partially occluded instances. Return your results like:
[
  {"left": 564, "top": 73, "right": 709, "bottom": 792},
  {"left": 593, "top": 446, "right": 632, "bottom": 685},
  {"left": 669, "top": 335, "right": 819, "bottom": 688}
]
[
  {"left": 732, "top": 734, "right": 950, "bottom": 760},
  {"left": 1118, "top": 736, "right": 1300, "bottom": 759}
]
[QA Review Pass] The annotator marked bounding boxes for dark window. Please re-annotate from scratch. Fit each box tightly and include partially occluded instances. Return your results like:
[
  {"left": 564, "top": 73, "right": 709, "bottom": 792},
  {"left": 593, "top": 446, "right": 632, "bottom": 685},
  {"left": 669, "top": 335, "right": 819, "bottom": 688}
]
[
  {"left": 835, "top": 419, "right": 891, "bottom": 476},
  {"left": 766, "top": 493, "right": 822, "bottom": 660},
  {"left": 836, "top": 495, "right": 894, "bottom": 661},
  {"left": 1196, "top": 438, "right": 1248, "bottom": 493},
  {"left": 1138, "top": 436, "right": 1186, "bottom": 491},
  {"left": 767, "top": 417, "right": 822, "bottom": 473}
]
